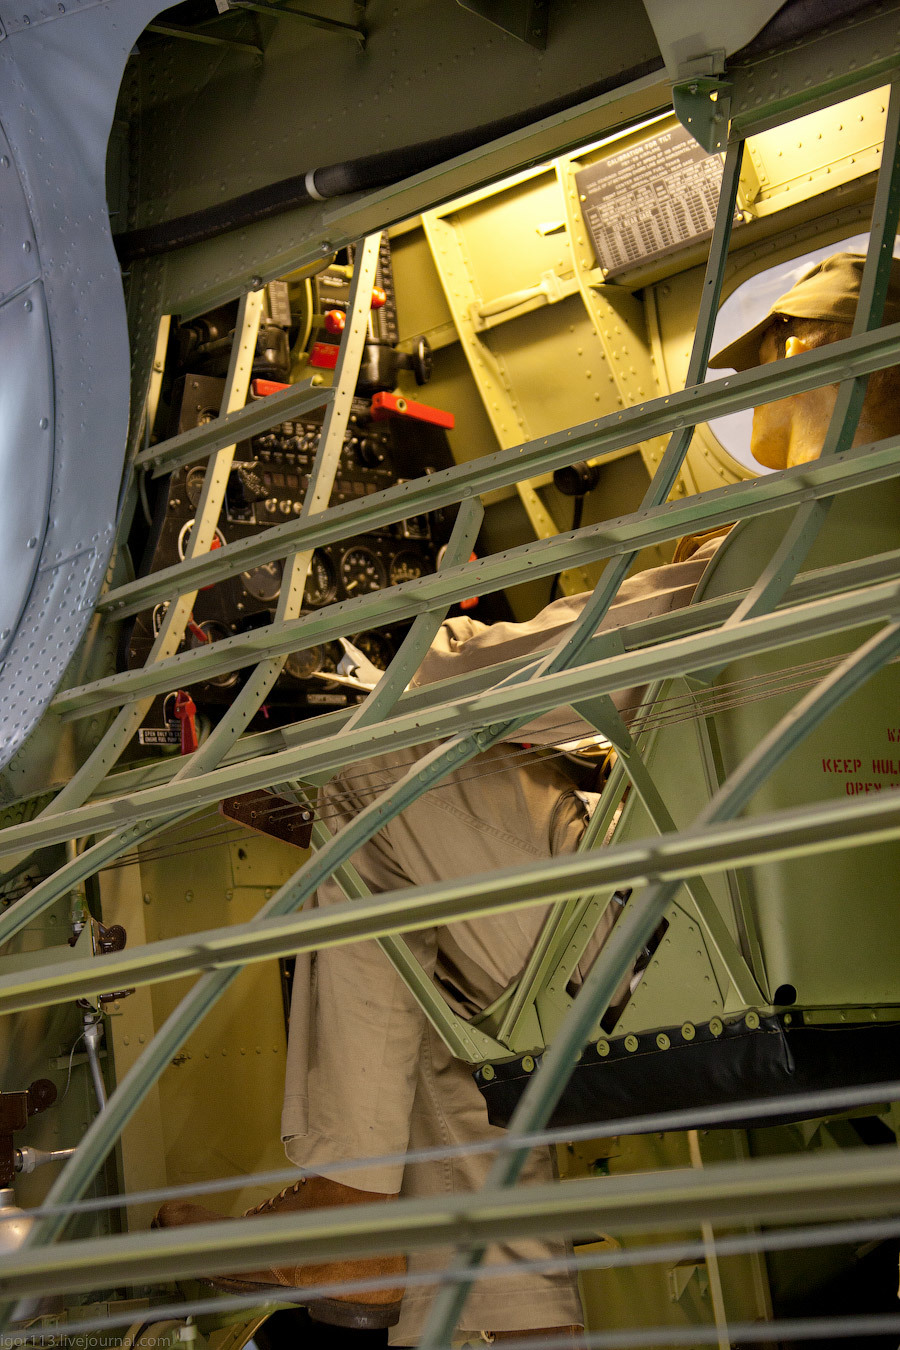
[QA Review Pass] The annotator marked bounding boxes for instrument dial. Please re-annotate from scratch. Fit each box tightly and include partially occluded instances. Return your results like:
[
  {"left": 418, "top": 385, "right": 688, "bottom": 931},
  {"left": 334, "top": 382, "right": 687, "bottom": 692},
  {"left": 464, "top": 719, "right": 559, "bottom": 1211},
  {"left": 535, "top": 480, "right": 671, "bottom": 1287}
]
[
  {"left": 285, "top": 638, "right": 342, "bottom": 681},
  {"left": 285, "top": 645, "right": 323, "bottom": 680},
  {"left": 339, "top": 546, "right": 387, "bottom": 596},
  {"left": 304, "top": 550, "right": 337, "bottom": 607},
  {"left": 241, "top": 559, "right": 283, "bottom": 603},
  {"left": 184, "top": 466, "right": 206, "bottom": 507},
  {"left": 350, "top": 631, "right": 394, "bottom": 671},
  {"left": 187, "top": 620, "right": 239, "bottom": 688},
  {"left": 389, "top": 551, "right": 426, "bottom": 586},
  {"left": 177, "top": 519, "right": 226, "bottom": 562}
]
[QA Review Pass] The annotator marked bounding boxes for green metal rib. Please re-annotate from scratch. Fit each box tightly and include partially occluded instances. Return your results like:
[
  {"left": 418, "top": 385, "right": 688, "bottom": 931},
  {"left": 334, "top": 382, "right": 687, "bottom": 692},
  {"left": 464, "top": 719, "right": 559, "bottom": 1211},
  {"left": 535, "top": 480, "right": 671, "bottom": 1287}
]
[
  {"left": 726, "top": 76, "right": 900, "bottom": 628},
  {"left": 96, "top": 324, "right": 900, "bottom": 621},
  {"left": 4, "top": 568, "right": 900, "bottom": 871}
]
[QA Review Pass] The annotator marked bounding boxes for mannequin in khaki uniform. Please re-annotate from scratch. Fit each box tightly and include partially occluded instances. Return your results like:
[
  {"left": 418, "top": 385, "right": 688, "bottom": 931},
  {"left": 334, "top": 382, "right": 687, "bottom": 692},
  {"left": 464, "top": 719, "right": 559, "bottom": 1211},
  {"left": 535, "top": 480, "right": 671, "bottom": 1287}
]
[
  {"left": 157, "top": 253, "right": 900, "bottom": 1344},
  {"left": 279, "top": 535, "right": 725, "bottom": 1345}
]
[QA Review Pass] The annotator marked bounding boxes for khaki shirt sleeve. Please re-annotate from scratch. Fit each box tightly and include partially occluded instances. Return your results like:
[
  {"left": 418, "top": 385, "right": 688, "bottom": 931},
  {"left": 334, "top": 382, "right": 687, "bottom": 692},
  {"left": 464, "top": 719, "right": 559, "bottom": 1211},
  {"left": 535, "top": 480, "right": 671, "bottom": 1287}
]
[{"left": 411, "top": 536, "right": 726, "bottom": 744}]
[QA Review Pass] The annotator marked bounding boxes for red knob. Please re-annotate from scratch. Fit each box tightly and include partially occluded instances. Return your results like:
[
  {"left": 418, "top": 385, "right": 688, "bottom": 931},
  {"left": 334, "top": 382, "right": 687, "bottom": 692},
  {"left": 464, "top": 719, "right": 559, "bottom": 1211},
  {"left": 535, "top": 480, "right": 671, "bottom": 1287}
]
[
  {"left": 324, "top": 308, "right": 346, "bottom": 335},
  {"left": 370, "top": 286, "right": 386, "bottom": 310}
]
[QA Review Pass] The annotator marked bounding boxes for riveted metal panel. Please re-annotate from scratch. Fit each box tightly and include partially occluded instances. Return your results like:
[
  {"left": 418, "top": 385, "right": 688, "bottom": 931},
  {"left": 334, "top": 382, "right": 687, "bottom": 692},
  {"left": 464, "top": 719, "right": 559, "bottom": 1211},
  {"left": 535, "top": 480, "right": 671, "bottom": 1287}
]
[
  {"left": 0, "top": 0, "right": 175, "bottom": 768},
  {"left": 0, "top": 282, "right": 54, "bottom": 666}
]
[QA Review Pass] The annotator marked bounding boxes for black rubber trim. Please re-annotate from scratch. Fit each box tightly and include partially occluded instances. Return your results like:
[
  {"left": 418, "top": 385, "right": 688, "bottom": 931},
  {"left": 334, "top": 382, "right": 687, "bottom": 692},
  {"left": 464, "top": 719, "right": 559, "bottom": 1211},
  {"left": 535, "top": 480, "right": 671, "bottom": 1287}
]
[{"left": 474, "top": 1014, "right": 900, "bottom": 1131}]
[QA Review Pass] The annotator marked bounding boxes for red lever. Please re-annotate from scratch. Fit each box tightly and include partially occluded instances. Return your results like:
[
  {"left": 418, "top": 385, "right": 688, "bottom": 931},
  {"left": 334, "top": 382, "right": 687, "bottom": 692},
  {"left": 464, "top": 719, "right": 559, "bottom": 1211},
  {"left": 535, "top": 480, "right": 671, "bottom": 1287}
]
[
  {"left": 460, "top": 554, "right": 480, "bottom": 611},
  {"left": 186, "top": 617, "right": 210, "bottom": 644},
  {"left": 251, "top": 378, "right": 290, "bottom": 398},
  {"left": 200, "top": 534, "right": 222, "bottom": 590},
  {"left": 370, "top": 286, "right": 386, "bottom": 309},
  {"left": 369, "top": 391, "right": 455, "bottom": 429},
  {"left": 173, "top": 690, "right": 198, "bottom": 755},
  {"left": 324, "top": 308, "right": 346, "bottom": 335}
]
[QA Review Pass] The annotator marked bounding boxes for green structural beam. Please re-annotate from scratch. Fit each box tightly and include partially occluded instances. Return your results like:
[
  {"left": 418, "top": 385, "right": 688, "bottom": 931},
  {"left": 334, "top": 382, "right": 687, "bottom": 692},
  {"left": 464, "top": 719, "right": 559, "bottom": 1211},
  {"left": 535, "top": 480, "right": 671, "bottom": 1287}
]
[
  {"left": 59, "top": 436, "right": 900, "bottom": 715},
  {"left": 70, "top": 541, "right": 900, "bottom": 806},
  {"left": 134, "top": 378, "right": 332, "bottom": 476},
  {"left": 159, "top": 70, "right": 670, "bottom": 319},
  {"left": 8, "top": 569, "right": 900, "bottom": 860},
  {"left": 155, "top": 3, "right": 900, "bottom": 320},
  {"left": 100, "top": 327, "right": 900, "bottom": 619},
  {"left": 2, "top": 1145, "right": 900, "bottom": 1298},
  {"left": 2, "top": 784, "right": 899, "bottom": 1015},
  {"left": 728, "top": 3, "right": 900, "bottom": 142}
]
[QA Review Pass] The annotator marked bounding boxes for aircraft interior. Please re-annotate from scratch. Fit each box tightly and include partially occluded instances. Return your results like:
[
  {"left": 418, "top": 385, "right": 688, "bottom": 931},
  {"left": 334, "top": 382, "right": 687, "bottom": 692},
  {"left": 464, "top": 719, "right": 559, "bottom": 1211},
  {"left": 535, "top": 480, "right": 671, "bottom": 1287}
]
[{"left": 2, "top": 2, "right": 900, "bottom": 1347}]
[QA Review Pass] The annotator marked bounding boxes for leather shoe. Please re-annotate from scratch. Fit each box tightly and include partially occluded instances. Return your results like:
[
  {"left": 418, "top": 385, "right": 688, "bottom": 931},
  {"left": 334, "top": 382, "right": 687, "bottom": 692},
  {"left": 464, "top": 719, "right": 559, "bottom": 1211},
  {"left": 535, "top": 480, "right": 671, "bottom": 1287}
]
[{"left": 153, "top": 1174, "right": 405, "bottom": 1329}]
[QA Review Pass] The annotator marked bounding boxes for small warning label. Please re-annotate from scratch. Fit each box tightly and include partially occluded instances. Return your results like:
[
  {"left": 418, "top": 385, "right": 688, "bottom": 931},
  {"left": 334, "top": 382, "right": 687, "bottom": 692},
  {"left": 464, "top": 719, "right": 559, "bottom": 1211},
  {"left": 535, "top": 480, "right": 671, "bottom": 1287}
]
[{"left": 138, "top": 727, "right": 180, "bottom": 746}]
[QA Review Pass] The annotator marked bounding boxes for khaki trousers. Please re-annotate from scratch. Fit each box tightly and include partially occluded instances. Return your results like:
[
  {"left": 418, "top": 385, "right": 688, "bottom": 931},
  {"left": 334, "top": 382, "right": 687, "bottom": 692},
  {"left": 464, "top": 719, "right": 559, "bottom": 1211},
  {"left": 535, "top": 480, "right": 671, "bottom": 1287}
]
[
  {"left": 280, "top": 536, "right": 726, "bottom": 1340},
  {"left": 281, "top": 740, "right": 610, "bottom": 1342}
]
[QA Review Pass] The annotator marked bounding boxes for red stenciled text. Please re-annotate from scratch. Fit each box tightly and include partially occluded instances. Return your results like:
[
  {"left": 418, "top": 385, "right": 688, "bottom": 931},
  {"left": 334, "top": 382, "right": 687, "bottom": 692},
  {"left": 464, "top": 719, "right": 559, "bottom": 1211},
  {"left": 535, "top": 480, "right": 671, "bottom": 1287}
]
[{"left": 821, "top": 757, "right": 861, "bottom": 774}]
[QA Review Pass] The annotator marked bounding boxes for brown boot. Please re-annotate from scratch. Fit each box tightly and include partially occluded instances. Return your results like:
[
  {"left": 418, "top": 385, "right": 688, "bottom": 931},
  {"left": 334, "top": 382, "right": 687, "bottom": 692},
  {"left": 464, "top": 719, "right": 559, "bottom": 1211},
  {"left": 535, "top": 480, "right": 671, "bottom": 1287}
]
[{"left": 153, "top": 1175, "right": 405, "bottom": 1329}]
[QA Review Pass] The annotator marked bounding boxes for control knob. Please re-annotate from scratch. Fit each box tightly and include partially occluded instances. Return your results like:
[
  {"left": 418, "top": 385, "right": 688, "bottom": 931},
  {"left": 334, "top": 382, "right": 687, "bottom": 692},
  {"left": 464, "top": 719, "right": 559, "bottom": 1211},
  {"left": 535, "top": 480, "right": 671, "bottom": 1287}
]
[{"left": 356, "top": 436, "right": 381, "bottom": 467}]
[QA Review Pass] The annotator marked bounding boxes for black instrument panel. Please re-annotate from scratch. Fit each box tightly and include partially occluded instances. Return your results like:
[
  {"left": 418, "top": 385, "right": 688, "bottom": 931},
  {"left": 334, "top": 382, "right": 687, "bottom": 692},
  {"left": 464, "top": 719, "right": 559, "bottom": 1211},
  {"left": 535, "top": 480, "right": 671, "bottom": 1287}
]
[{"left": 125, "top": 375, "right": 454, "bottom": 730}]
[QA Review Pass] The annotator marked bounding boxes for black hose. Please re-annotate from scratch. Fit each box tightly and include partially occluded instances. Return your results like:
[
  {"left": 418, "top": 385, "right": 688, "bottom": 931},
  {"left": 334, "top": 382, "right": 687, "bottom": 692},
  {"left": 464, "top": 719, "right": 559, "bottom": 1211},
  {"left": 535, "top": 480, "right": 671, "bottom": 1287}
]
[{"left": 114, "top": 56, "right": 665, "bottom": 263}]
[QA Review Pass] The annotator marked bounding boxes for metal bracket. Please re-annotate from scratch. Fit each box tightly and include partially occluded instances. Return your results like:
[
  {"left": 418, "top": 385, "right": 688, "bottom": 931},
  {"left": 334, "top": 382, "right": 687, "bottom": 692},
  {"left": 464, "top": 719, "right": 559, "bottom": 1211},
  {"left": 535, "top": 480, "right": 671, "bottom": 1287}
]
[
  {"left": 220, "top": 0, "right": 366, "bottom": 43},
  {"left": 145, "top": 21, "right": 262, "bottom": 52},
  {"left": 456, "top": 0, "right": 547, "bottom": 49},
  {"left": 672, "top": 75, "right": 732, "bottom": 154}
]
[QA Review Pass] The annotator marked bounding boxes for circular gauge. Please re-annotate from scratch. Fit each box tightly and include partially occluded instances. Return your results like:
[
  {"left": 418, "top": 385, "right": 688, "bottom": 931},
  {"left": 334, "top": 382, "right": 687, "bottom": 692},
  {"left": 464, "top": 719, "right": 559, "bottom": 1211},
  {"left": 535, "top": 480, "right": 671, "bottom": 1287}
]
[
  {"left": 320, "top": 640, "right": 343, "bottom": 674},
  {"left": 350, "top": 631, "right": 394, "bottom": 671},
  {"left": 184, "top": 466, "right": 206, "bottom": 507},
  {"left": 241, "top": 559, "right": 283, "bottom": 603},
  {"left": 177, "top": 519, "right": 226, "bottom": 562},
  {"left": 187, "top": 620, "right": 239, "bottom": 688},
  {"left": 339, "top": 546, "right": 387, "bottom": 596},
  {"left": 285, "top": 645, "right": 323, "bottom": 680},
  {"left": 389, "top": 551, "right": 427, "bottom": 586},
  {"left": 304, "top": 550, "right": 337, "bottom": 606}
]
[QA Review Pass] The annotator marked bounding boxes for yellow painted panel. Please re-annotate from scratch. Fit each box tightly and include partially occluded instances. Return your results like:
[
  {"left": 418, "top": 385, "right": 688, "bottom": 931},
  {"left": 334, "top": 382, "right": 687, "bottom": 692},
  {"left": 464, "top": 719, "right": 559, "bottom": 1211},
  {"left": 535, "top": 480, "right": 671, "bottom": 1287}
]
[
  {"left": 137, "top": 810, "right": 307, "bottom": 1214},
  {"left": 743, "top": 86, "right": 888, "bottom": 216}
]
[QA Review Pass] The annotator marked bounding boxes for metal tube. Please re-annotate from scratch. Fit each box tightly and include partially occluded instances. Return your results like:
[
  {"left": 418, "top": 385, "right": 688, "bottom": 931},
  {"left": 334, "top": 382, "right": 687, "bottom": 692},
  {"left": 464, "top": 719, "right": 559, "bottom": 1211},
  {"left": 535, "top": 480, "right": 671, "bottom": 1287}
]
[
  {"left": 5, "top": 1144, "right": 900, "bottom": 1297},
  {"left": 2, "top": 779, "right": 900, "bottom": 1015},
  {"left": 133, "top": 378, "right": 331, "bottom": 475},
  {"left": 726, "top": 75, "right": 900, "bottom": 627},
  {"left": 8, "top": 1075, "right": 900, "bottom": 1226},
  {"left": 7, "top": 1220, "right": 900, "bottom": 1345},
  {"left": 64, "top": 539, "right": 900, "bottom": 810},
  {"left": 82, "top": 1015, "right": 107, "bottom": 1111},
  {"left": 6, "top": 567, "right": 900, "bottom": 873}
]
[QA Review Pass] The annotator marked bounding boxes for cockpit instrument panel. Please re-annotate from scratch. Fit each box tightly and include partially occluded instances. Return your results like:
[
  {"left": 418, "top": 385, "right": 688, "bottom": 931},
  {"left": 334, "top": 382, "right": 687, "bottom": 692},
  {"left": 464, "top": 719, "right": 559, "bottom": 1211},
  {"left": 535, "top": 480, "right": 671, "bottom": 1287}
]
[{"left": 125, "top": 371, "right": 455, "bottom": 735}]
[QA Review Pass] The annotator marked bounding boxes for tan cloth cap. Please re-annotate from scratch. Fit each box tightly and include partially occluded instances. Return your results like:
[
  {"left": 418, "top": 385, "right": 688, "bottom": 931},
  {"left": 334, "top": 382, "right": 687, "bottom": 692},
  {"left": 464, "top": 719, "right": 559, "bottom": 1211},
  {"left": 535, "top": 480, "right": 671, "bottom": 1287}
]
[{"left": 708, "top": 251, "right": 900, "bottom": 371}]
